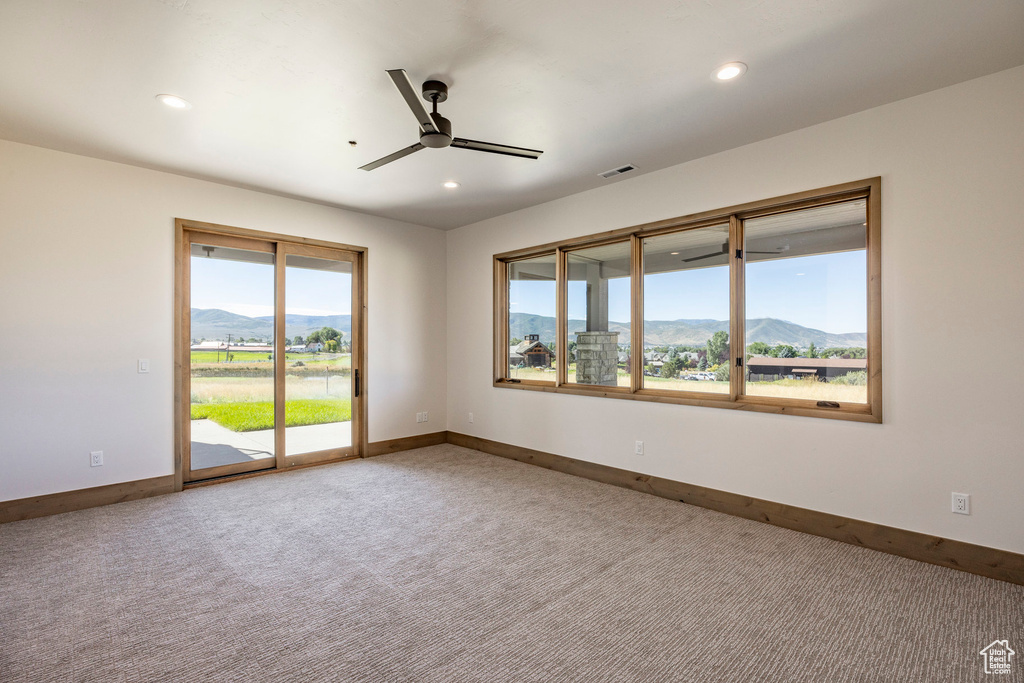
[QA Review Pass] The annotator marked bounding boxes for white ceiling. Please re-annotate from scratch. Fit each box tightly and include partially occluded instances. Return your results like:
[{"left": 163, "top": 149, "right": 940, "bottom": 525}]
[{"left": 1, "top": 1, "right": 1022, "bottom": 230}]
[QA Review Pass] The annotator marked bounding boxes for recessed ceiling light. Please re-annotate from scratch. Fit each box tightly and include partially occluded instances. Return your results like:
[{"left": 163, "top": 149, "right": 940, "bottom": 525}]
[
  {"left": 670, "top": 252, "right": 680, "bottom": 255},
  {"left": 156, "top": 94, "right": 191, "bottom": 109},
  {"left": 443, "top": 181, "right": 460, "bottom": 189},
  {"left": 713, "top": 62, "right": 747, "bottom": 81}
]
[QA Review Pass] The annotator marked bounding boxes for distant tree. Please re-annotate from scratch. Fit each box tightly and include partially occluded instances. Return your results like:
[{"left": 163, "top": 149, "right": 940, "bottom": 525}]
[
  {"left": 697, "top": 356, "right": 708, "bottom": 371},
  {"left": 706, "top": 330, "right": 729, "bottom": 365},
  {"left": 714, "top": 363, "right": 730, "bottom": 382},
  {"left": 668, "top": 347, "right": 678, "bottom": 360},
  {"left": 510, "top": 337, "right": 523, "bottom": 345},
  {"left": 306, "top": 327, "right": 339, "bottom": 345},
  {"left": 645, "top": 363, "right": 656, "bottom": 376},
  {"left": 293, "top": 335, "right": 304, "bottom": 346},
  {"left": 661, "top": 358, "right": 681, "bottom": 378},
  {"left": 568, "top": 341, "right": 577, "bottom": 359},
  {"left": 746, "top": 341, "right": 771, "bottom": 356},
  {"left": 774, "top": 344, "right": 796, "bottom": 358},
  {"left": 325, "top": 339, "right": 339, "bottom": 353},
  {"left": 283, "top": 337, "right": 292, "bottom": 347},
  {"left": 807, "top": 342, "right": 818, "bottom": 358}
]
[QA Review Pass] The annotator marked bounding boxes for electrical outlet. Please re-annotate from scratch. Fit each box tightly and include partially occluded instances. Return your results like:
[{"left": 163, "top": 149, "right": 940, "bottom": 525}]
[
  {"left": 468, "top": 412, "right": 474, "bottom": 424},
  {"left": 90, "top": 451, "right": 103, "bottom": 467},
  {"left": 423, "top": 411, "right": 428, "bottom": 423},
  {"left": 635, "top": 440, "right": 644, "bottom": 455},
  {"left": 952, "top": 492, "right": 970, "bottom": 515},
  {"left": 415, "top": 412, "right": 423, "bottom": 423},
  {"left": 138, "top": 359, "right": 150, "bottom": 373}
]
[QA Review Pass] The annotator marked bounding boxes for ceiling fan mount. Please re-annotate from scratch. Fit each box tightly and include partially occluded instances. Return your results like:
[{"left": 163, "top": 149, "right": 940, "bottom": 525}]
[
  {"left": 419, "top": 80, "right": 452, "bottom": 149},
  {"left": 359, "top": 69, "right": 543, "bottom": 171},
  {"left": 421, "top": 80, "right": 448, "bottom": 104}
]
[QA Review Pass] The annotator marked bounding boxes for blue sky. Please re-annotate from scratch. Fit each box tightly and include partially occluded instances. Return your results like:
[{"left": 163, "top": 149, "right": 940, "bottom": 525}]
[
  {"left": 511, "top": 250, "right": 866, "bottom": 334},
  {"left": 191, "top": 257, "right": 352, "bottom": 317},
  {"left": 195, "top": 249, "right": 865, "bottom": 333}
]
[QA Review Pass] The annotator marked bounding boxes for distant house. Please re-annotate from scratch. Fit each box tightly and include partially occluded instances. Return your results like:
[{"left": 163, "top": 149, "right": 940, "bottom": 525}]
[
  {"left": 289, "top": 342, "right": 324, "bottom": 353},
  {"left": 510, "top": 334, "right": 555, "bottom": 367},
  {"left": 227, "top": 344, "right": 273, "bottom": 353},
  {"left": 190, "top": 340, "right": 227, "bottom": 351},
  {"left": 643, "top": 352, "right": 666, "bottom": 370},
  {"left": 746, "top": 356, "right": 867, "bottom": 381}
]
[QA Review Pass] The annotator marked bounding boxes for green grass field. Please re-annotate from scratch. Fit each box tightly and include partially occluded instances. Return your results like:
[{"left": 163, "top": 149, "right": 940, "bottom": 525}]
[{"left": 191, "top": 399, "right": 351, "bottom": 431}]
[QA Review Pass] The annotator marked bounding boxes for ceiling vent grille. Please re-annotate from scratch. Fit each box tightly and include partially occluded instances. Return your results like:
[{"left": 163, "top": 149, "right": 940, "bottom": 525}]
[{"left": 598, "top": 164, "right": 637, "bottom": 179}]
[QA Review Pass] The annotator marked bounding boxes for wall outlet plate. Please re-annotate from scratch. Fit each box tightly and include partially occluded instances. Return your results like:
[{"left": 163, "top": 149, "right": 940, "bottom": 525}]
[
  {"left": 90, "top": 450, "right": 103, "bottom": 467},
  {"left": 635, "top": 440, "right": 644, "bottom": 455},
  {"left": 952, "top": 492, "right": 970, "bottom": 515}
]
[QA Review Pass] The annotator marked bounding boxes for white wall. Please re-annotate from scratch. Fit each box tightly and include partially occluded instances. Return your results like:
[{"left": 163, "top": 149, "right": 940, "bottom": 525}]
[
  {"left": 0, "top": 141, "right": 447, "bottom": 501},
  {"left": 446, "top": 66, "right": 1024, "bottom": 553}
]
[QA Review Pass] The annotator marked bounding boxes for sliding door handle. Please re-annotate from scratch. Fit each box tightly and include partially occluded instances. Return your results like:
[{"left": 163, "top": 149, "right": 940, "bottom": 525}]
[{"left": 354, "top": 369, "right": 360, "bottom": 398}]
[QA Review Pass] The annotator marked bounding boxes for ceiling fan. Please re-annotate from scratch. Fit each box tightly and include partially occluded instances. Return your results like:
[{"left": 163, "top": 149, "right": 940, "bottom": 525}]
[
  {"left": 359, "top": 69, "right": 544, "bottom": 171},
  {"left": 681, "top": 242, "right": 789, "bottom": 263}
]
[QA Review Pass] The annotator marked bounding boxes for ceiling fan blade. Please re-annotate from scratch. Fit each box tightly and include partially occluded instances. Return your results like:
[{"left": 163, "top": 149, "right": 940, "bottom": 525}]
[
  {"left": 680, "top": 252, "right": 724, "bottom": 263},
  {"left": 451, "top": 137, "right": 543, "bottom": 159},
  {"left": 386, "top": 69, "right": 437, "bottom": 134},
  {"left": 358, "top": 143, "right": 425, "bottom": 171}
]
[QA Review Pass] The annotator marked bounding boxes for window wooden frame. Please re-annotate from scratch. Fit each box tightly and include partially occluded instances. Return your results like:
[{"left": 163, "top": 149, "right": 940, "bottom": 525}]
[
  {"left": 493, "top": 178, "right": 882, "bottom": 423},
  {"left": 174, "top": 218, "right": 369, "bottom": 491}
]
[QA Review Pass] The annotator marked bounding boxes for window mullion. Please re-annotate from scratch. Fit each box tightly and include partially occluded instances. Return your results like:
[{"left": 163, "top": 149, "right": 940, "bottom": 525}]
[
  {"left": 555, "top": 248, "right": 567, "bottom": 387},
  {"left": 630, "top": 234, "right": 643, "bottom": 393},
  {"left": 729, "top": 215, "right": 745, "bottom": 402}
]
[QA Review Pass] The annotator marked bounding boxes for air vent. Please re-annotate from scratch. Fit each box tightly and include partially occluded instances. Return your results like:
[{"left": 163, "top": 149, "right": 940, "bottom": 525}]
[{"left": 598, "top": 164, "right": 637, "bottom": 179}]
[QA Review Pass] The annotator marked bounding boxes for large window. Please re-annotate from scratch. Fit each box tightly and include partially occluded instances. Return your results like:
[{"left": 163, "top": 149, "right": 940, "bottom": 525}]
[{"left": 494, "top": 179, "right": 881, "bottom": 422}]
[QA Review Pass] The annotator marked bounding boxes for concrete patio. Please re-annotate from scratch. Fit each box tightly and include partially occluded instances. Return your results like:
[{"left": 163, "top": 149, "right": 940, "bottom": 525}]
[{"left": 190, "top": 419, "right": 352, "bottom": 470}]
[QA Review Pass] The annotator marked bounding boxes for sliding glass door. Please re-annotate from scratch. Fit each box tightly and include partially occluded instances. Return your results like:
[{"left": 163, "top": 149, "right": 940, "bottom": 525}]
[
  {"left": 180, "top": 226, "right": 364, "bottom": 483},
  {"left": 282, "top": 245, "right": 358, "bottom": 466}
]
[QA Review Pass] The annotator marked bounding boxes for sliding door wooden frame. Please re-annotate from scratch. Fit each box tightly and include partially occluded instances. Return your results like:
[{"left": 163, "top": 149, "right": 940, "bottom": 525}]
[{"left": 174, "top": 218, "right": 368, "bottom": 491}]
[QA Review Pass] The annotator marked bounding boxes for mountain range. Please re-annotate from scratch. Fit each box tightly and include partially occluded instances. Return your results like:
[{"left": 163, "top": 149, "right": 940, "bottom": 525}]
[
  {"left": 509, "top": 312, "right": 866, "bottom": 349},
  {"left": 191, "top": 308, "right": 865, "bottom": 349},
  {"left": 191, "top": 308, "right": 351, "bottom": 342}
]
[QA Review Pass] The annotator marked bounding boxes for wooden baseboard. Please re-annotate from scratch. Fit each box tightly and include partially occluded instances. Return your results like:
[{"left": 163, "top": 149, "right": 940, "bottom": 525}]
[
  {"left": 0, "top": 475, "right": 176, "bottom": 524},
  {"left": 367, "top": 431, "right": 447, "bottom": 457},
  {"left": 446, "top": 431, "right": 1024, "bottom": 586},
  {"left": 3, "top": 432, "right": 446, "bottom": 523}
]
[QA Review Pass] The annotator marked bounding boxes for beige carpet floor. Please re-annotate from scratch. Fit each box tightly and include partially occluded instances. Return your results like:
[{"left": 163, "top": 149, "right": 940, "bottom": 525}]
[{"left": 1, "top": 444, "right": 1021, "bottom": 682}]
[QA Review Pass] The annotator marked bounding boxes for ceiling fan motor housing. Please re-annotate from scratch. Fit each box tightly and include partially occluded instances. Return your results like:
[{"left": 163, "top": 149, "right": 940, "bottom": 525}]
[{"left": 421, "top": 113, "right": 453, "bottom": 148}]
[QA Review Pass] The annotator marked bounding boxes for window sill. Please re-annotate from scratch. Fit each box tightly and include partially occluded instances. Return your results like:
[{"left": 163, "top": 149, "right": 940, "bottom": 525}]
[{"left": 494, "top": 379, "right": 880, "bottom": 423}]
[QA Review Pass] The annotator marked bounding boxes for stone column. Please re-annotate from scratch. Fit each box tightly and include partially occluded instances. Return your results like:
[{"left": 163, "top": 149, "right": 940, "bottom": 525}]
[{"left": 575, "top": 331, "right": 619, "bottom": 386}]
